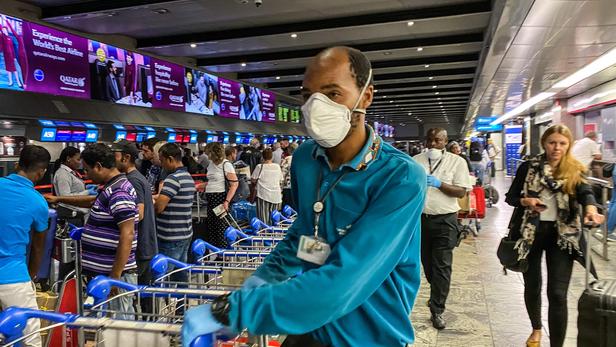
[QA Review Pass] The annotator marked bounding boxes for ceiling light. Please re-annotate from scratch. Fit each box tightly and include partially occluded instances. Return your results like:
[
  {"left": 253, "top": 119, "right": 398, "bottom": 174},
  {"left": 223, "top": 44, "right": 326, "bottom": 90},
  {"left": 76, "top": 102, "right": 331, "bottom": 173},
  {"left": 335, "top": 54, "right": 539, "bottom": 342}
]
[
  {"left": 417, "top": 47, "right": 423, "bottom": 52},
  {"left": 437, "top": 97, "right": 441, "bottom": 100},
  {"left": 275, "top": 76, "right": 281, "bottom": 80},
  {"left": 491, "top": 92, "right": 555, "bottom": 125},
  {"left": 435, "top": 92, "right": 439, "bottom": 95},
  {"left": 190, "top": 43, "right": 197, "bottom": 48},
  {"left": 424, "top": 64, "right": 430, "bottom": 68},
  {"left": 439, "top": 102, "right": 442, "bottom": 104},
  {"left": 152, "top": 8, "right": 170, "bottom": 15},
  {"left": 428, "top": 76, "right": 434, "bottom": 80},
  {"left": 383, "top": 96, "right": 387, "bottom": 98},
  {"left": 374, "top": 89, "right": 378, "bottom": 92},
  {"left": 553, "top": 46, "right": 616, "bottom": 89},
  {"left": 383, "top": 51, "right": 392, "bottom": 56},
  {"left": 432, "top": 85, "right": 437, "bottom": 89},
  {"left": 241, "top": 62, "right": 247, "bottom": 67},
  {"left": 408, "top": 112, "right": 412, "bottom": 115},
  {"left": 389, "top": 100, "right": 394, "bottom": 103},
  {"left": 290, "top": 33, "right": 298, "bottom": 38},
  {"left": 407, "top": 21, "right": 415, "bottom": 27}
]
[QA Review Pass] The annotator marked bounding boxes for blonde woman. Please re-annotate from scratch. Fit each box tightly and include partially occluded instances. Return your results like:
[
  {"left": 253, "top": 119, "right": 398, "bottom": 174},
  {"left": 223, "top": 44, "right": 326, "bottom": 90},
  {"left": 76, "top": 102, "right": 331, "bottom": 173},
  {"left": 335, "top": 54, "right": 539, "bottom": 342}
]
[
  {"left": 505, "top": 124, "right": 604, "bottom": 347},
  {"left": 204, "top": 142, "right": 238, "bottom": 248}
]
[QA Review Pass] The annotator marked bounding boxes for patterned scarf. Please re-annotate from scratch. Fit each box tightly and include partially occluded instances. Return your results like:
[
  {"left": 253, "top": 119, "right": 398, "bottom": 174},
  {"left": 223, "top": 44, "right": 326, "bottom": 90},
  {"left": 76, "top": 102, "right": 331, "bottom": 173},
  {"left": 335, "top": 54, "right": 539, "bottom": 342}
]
[{"left": 515, "top": 155, "right": 583, "bottom": 260}]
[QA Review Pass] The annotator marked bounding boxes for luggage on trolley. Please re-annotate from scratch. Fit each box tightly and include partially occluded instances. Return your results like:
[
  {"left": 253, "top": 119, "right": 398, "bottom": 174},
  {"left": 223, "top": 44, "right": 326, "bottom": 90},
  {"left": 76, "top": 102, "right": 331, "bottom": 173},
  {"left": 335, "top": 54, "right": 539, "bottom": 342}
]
[{"left": 457, "top": 183, "right": 486, "bottom": 240}]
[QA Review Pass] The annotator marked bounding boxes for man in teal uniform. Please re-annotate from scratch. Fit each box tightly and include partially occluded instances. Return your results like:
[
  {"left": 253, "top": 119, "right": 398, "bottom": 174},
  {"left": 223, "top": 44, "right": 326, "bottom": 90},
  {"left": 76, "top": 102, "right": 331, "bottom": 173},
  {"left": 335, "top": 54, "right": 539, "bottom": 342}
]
[{"left": 183, "top": 46, "right": 427, "bottom": 347}]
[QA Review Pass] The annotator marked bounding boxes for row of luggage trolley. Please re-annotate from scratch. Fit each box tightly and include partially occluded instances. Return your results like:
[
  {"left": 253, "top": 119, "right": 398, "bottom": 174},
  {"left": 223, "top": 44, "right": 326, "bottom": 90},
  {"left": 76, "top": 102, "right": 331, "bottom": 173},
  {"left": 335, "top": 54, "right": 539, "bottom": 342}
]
[{"left": 0, "top": 205, "right": 298, "bottom": 347}]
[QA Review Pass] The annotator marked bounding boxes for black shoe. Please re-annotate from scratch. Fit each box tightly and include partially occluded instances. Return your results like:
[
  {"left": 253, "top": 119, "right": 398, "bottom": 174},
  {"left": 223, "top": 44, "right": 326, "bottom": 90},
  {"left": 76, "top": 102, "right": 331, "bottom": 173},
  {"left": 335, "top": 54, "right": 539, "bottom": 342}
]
[{"left": 431, "top": 313, "right": 446, "bottom": 330}]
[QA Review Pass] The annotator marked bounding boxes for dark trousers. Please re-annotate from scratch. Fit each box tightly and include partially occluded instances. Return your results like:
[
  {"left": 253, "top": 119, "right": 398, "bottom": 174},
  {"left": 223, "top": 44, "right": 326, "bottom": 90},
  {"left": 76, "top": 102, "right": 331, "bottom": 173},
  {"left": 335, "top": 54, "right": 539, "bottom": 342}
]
[
  {"left": 282, "top": 188, "right": 296, "bottom": 210},
  {"left": 523, "top": 222, "right": 574, "bottom": 347},
  {"left": 137, "top": 259, "right": 153, "bottom": 317},
  {"left": 282, "top": 334, "right": 328, "bottom": 347},
  {"left": 421, "top": 213, "right": 458, "bottom": 315}
]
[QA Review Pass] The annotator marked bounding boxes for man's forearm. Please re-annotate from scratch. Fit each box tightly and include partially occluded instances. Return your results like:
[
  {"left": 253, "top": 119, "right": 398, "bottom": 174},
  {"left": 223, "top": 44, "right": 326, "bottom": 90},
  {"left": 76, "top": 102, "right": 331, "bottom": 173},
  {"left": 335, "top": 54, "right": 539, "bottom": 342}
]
[
  {"left": 29, "top": 232, "right": 46, "bottom": 279},
  {"left": 439, "top": 183, "right": 466, "bottom": 198},
  {"left": 55, "top": 195, "right": 96, "bottom": 208}
]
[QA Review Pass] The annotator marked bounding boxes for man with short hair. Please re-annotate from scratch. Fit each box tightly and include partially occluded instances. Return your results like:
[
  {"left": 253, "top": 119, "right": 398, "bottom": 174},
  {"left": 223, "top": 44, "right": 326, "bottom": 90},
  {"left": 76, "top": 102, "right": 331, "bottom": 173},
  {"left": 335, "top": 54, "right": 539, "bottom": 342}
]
[
  {"left": 52, "top": 143, "right": 139, "bottom": 320},
  {"left": 154, "top": 143, "right": 196, "bottom": 282},
  {"left": 272, "top": 142, "right": 283, "bottom": 165},
  {"left": 182, "top": 46, "right": 426, "bottom": 347},
  {"left": 111, "top": 140, "right": 158, "bottom": 304},
  {"left": 0, "top": 145, "right": 51, "bottom": 347},
  {"left": 414, "top": 128, "right": 472, "bottom": 329},
  {"left": 141, "top": 138, "right": 167, "bottom": 194},
  {"left": 280, "top": 137, "right": 290, "bottom": 159},
  {"left": 240, "top": 138, "right": 263, "bottom": 172},
  {"left": 572, "top": 131, "right": 602, "bottom": 169}
]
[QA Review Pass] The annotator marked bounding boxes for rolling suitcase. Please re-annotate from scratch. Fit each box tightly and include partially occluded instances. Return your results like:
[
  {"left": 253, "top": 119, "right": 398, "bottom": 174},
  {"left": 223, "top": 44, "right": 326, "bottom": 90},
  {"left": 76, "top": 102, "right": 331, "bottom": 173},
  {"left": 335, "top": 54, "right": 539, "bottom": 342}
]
[
  {"left": 577, "top": 226, "right": 616, "bottom": 347},
  {"left": 472, "top": 185, "right": 486, "bottom": 218}
]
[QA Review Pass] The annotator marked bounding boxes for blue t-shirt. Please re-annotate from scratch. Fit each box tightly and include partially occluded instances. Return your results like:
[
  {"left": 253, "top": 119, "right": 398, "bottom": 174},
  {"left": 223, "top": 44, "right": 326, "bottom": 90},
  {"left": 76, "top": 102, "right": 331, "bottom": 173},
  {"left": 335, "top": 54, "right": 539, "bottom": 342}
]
[{"left": 0, "top": 174, "right": 49, "bottom": 284}]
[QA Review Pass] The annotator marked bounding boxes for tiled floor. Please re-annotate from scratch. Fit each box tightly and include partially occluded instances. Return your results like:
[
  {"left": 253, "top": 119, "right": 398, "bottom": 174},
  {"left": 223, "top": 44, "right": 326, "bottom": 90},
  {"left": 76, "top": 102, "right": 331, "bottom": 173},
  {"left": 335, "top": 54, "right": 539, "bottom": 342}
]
[{"left": 412, "top": 173, "right": 615, "bottom": 347}]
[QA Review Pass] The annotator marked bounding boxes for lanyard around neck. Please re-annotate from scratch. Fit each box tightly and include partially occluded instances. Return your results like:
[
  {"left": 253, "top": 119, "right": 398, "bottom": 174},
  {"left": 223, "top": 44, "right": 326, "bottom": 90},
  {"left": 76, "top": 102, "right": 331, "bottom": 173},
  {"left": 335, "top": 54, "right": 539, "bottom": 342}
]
[
  {"left": 312, "top": 170, "right": 349, "bottom": 239},
  {"left": 428, "top": 158, "right": 443, "bottom": 174}
]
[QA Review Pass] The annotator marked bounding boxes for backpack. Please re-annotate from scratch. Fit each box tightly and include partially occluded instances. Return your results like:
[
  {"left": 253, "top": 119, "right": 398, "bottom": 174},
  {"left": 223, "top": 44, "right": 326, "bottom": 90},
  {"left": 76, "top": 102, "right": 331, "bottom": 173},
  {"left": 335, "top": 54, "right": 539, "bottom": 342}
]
[
  {"left": 469, "top": 143, "right": 483, "bottom": 162},
  {"left": 223, "top": 160, "right": 250, "bottom": 203}
]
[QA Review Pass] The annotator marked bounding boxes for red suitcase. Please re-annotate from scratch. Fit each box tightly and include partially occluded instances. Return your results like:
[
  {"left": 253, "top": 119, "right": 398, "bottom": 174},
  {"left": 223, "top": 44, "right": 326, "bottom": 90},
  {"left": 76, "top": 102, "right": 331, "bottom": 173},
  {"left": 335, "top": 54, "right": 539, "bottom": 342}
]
[{"left": 472, "top": 185, "right": 486, "bottom": 218}]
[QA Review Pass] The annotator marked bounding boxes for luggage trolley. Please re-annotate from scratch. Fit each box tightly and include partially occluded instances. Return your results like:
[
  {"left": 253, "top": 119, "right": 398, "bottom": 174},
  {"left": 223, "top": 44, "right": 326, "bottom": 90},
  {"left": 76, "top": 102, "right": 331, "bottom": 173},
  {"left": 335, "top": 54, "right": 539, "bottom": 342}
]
[
  {"left": 224, "top": 227, "right": 284, "bottom": 252},
  {"left": 0, "top": 306, "right": 215, "bottom": 347},
  {"left": 457, "top": 177, "right": 486, "bottom": 241}
]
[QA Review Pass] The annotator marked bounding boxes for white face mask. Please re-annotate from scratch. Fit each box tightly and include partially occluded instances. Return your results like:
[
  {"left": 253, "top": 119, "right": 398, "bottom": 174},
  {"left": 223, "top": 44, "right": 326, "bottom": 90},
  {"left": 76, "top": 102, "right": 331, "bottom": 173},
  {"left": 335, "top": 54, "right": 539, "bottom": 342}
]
[
  {"left": 301, "top": 69, "right": 372, "bottom": 148},
  {"left": 427, "top": 148, "right": 444, "bottom": 161}
]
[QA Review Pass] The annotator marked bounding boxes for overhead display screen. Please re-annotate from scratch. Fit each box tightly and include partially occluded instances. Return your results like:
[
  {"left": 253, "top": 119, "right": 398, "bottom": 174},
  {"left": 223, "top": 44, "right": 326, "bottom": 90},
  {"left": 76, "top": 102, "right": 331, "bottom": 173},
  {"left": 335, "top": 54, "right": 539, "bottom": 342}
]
[
  {"left": 218, "top": 77, "right": 242, "bottom": 119},
  {"left": 88, "top": 40, "right": 152, "bottom": 107},
  {"left": 185, "top": 69, "right": 218, "bottom": 116},
  {"left": 0, "top": 11, "right": 298, "bottom": 125},
  {"left": 289, "top": 107, "right": 301, "bottom": 123}
]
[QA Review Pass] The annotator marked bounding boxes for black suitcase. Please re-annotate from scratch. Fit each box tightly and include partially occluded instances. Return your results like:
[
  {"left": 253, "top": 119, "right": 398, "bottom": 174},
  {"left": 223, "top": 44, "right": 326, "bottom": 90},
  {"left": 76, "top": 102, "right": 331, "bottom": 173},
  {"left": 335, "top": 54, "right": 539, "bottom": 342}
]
[{"left": 577, "top": 226, "right": 616, "bottom": 347}]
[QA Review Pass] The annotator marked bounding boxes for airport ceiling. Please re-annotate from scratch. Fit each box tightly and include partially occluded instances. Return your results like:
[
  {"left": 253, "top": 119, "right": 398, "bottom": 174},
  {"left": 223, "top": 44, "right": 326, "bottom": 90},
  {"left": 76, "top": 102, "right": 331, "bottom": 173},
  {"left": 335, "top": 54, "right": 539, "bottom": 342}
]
[{"left": 19, "top": 0, "right": 496, "bottom": 128}]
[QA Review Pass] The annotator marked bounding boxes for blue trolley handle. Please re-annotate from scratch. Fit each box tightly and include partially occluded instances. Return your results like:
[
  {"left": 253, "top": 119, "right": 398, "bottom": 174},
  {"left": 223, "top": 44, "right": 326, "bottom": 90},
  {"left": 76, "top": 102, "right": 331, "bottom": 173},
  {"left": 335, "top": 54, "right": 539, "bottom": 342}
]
[
  {"left": 0, "top": 307, "right": 78, "bottom": 343},
  {"left": 191, "top": 239, "right": 222, "bottom": 259}
]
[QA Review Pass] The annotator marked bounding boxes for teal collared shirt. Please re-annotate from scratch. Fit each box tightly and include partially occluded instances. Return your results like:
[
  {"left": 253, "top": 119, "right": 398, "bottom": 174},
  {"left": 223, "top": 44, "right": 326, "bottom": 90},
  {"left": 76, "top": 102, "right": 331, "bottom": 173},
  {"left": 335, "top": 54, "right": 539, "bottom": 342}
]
[{"left": 229, "top": 128, "right": 426, "bottom": 347}]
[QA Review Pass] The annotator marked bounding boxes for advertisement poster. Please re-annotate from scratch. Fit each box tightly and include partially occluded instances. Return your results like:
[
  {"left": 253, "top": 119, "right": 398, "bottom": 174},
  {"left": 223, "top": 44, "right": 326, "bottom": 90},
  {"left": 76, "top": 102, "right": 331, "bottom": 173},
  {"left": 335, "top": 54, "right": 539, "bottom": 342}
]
[
  {"left": 23, "top": 22, "right": 90, "bottom": 98},
  {"left": 260, "top": 90, "right": 276, "bottom": 123},
  {"left": 218, "top": 77, "right": 241, "bottom": 119},
  {"left": 88, "top": 40, "right": 152, "bottom": 107},
  {"left": 0, "top": 15, "right": 26, "bottom": 92},
  {"left": 150, "top": 58, "right": 185, "bottom": 111},
  {"left": 184, "top": 68, "right": 219, "bottom": 116}
]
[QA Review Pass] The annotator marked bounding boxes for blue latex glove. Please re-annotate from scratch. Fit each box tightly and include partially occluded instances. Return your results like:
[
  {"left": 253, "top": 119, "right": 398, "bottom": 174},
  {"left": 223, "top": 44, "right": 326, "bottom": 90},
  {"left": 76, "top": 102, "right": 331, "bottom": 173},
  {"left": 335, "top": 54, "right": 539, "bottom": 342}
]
[
  {"left": 427, "top": 175, "right": 441, "bottom": 188},
  {"left": 242, "top": 275, "right": 267, "bottom": 290},
  {"left": 87, "top": 185, "right": 99, "bottom": 196},
  {"left": 182, "top": 304, "right": 223, "bottom": 347}
]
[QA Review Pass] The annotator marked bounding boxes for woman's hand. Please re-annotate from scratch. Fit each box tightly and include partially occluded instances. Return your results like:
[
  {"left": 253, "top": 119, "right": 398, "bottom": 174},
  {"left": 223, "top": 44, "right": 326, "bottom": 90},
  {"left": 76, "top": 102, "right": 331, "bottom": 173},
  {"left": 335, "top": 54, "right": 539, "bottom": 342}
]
[
  {"left": 584, "top": 207, "right": 605, "bottom": 227},
  {"left": 521, "top": 197, "right": 547, "bottom": 213}
]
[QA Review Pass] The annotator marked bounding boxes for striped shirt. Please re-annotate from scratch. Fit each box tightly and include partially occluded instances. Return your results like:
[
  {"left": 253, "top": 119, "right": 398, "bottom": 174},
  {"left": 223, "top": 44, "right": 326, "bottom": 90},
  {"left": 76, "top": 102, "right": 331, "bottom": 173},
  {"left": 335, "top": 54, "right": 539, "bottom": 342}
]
[
  {"left": 156, "top": 167, "right": 195, "bottom": 241},
  {"left": 82, "top": 174, "right": 138, "bottom": 274}
]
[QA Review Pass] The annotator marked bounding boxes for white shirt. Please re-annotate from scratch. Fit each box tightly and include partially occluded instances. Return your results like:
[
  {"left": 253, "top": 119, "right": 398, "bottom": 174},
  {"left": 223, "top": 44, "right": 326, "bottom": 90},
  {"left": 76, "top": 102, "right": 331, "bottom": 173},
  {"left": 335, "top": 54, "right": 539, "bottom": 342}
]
[
  {"left": 414, "top": 151, "right": 472, "bottom": 215},
  {"left": 205, "top": 160, "right": 235, "bottom": 193},
  {"left": 252, "top": 163, "right": 282, "bottom": 204},
  {"left": 539, "top": 189, "right": 557, "bottom": 222},
  {"left": 272, "top": 148, "right": 283, "bottom": 165},
  {"left": 572, "top": 137, "right": 601, "bottom": 168}
]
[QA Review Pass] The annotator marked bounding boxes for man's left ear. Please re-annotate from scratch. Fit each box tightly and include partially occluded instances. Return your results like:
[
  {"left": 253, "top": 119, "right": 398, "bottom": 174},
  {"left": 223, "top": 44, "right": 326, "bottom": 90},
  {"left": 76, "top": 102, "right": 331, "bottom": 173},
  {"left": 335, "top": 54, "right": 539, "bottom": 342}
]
[{"left": 360, "top": 85, "right": 374, "bottom": 110}]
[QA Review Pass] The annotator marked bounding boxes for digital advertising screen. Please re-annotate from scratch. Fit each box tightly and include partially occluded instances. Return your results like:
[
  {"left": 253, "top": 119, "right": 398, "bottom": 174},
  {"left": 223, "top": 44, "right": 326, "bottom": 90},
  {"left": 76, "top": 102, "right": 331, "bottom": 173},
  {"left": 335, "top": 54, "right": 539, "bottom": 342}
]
[
  {"left": 238, "top": 83, "right": 270, "bottom": 122},
  {"left": 55, "top": 129, "right": 72, "bottom": 142},
  {"left": 71, "top": 130, "right": 87, "bottom": 142},
  {"left": 259, "top": 90, "right": 276, "bottom": 123},
  {"left": 41, "top": 128, "right": 56, "bottom": 142},
  {"left": 218, "top": 77, "right": 241, "bottom": 119},
  {"left": 0, "top": 14, "right": 90, "bottom": 98},
  {"left": 151, "top": 58, "right": 185, "bottom": 111},
  {"left": 185, "top": 69, "right": 218, "bottom": 116},
  {"left": 88, "top": 40, "right": 152, "bottom": 107}
]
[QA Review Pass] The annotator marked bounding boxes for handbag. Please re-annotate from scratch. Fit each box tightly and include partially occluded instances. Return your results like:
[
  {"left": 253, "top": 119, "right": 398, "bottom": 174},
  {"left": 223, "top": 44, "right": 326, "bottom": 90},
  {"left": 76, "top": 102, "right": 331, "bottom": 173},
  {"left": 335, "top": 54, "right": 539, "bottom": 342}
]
[
  {"left": 497, "top": 206, "right": 528, "bottom": 274},
  {"left": 248, "top": 164, "right": 263, "bottom": 203}
]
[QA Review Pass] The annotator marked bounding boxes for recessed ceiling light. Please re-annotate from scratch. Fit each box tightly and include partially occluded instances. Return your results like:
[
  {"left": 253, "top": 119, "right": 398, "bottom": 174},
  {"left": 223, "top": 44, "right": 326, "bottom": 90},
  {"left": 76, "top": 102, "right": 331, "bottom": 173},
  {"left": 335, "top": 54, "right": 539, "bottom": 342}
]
[
  {"left": 428, "top": 76, "right": 434, "bottom": 80},
  {"left": 437, "top": 97, "right": 441, "bottom": 100},
  {"left": 190, "top": 43, "right": 197, "bottom": 48},
  {"left": 374, "top": 89, "right": 378, "bottom": 92},
  {"left": 432, "top": 85, "right": 437, "bottom": 89},
  {"left": 383, "top": 51, "right": 392, "bottom": 56},
  {"left": 241, "top": 62, "right": 247, "bottom": 67},
  {"left": 383, "top": 96, "right": 387, "bottom": 98},
  {"left": 435, "top": 92, "right": 440, "bottom": 95},
  {"left": 290, "top": 33, "right": 298, "bottom": 38},
  {"left": 152, "top": 8, "right": 170, "bottom": 15},
  {"left": 424, "top": 64, "right": 430, "bottom": 68},
  {"left": 407, "top": 21, "right": 415, "bottom": 27},
  {"left": 275, "top": 76, "right": 281, "bottom": 80},
  {"left": 439, "top": 102, "right": 442, "bottom": 104},
  {"left": 408, "top": 112, "right": 412, "bottom": 115},
  {"left": 389, "top": 100, "right": 394, "bottom": 103},
  {"left": 417, "top": 47, "right": 423, "bottom": 52}
]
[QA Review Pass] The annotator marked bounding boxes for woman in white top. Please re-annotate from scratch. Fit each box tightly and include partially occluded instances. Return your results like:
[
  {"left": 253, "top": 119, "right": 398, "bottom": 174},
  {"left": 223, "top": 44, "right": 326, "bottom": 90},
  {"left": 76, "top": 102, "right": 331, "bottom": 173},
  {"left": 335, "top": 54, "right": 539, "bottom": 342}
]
[
  {"left": 204, "top": 142, "right": 238, "bottom": 248},
  {"left": 252, "top": 148, "right": 282, "bottom": 225}
]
